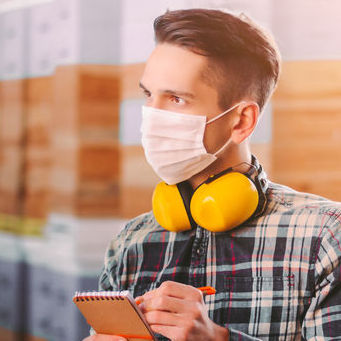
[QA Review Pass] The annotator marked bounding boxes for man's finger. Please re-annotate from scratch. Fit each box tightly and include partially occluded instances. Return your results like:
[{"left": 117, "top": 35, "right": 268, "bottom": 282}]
[
  {"left": 142, "top": 281, "right": 203, "bottom": 301},
  {"left": 144, "top": 309, "right": 180, "bottom": 326},
  {"left": 140, "top": 294, "right": 197, "bottom": 314}
]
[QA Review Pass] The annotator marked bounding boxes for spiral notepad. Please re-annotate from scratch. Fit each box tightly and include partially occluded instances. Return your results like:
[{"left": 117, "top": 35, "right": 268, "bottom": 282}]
[{"left": 73, "top": 291, "right": 155, "bottom": 341}]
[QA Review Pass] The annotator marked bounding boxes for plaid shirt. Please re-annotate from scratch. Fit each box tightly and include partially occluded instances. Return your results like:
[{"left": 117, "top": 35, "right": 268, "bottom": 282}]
[{"left": 99, "top": 180, "right": 341, "bottom": 340}]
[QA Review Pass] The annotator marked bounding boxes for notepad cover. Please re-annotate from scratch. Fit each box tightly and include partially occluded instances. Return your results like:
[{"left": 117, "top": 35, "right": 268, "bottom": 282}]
[{"left": 73, "top": 291, "right": 155, "bottom": 341}]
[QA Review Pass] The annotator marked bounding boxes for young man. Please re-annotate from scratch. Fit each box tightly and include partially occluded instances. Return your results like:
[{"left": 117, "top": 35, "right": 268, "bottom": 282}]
[{"left": 85, "top": 9, "right": 341, "bottom": 341}]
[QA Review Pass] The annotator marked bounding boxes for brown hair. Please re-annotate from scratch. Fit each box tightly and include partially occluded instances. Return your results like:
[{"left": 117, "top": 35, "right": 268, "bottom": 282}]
[{"left": 154, "top": 9, "right": 281, "bottom": 111}]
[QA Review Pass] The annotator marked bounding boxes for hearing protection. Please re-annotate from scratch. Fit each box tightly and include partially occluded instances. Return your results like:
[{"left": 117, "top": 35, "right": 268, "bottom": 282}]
[{"left": 152, "top": 156, "right": 268, "bottom": 233}]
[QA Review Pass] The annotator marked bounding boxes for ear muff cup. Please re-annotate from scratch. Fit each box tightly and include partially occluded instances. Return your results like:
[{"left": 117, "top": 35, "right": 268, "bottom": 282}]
[
  {"left": 190, "top": 172, "right": 258, "bottom": 232},
  {"left": 152, "top": 181, "right": 191, "bottom": 232},
  {"left": 152, "top": 172, "right": 260, "bottom": 233}
]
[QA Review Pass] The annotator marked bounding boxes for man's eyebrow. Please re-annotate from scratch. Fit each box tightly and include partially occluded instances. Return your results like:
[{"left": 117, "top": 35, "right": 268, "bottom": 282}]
[
  {"left": 139, "top": 82, "right": 195, "bottom": 99},
  {"left": 139, "top": 82, "right": 149, "bottom": 92},
  {"left": 163, "top": 89, "right": 195, "bottom": 99}
]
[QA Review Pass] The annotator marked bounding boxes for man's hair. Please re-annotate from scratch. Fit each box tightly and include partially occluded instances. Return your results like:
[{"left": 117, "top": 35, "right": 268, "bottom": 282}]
[{"left": 154, "top": 9, "right": 281, "bottom": 111}]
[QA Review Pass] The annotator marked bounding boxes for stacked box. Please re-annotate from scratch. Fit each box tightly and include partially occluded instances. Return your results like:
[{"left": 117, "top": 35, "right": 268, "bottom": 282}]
[
  {"left": 0, "top": 232, "right": 26, "bottom": 340},
  {"left": 0, "top": 80, "right": 25, "bottom": 219},
  {"left": 22, "top": 235, "right": 51, "bottom": 340},
  {"left": 120, "top": 145, "right": 158, "bottom": 218},
  {"left": 50, "top": 65, "right": 121, "bottom": 217},
  {"left": 25, "top": 265, "right": 98, "bottom": 341},
  {"left": 23, "top": 77, "right": 53, "bottom": 220},
  {"left": 51, "top": 271, "right": 98, "bottom": 341},
  {"left": 22, "top": 213, "right": 125, "bottom": 341},
  {"left": 272, "top": 61, "right": 341, "bottom": 200}
]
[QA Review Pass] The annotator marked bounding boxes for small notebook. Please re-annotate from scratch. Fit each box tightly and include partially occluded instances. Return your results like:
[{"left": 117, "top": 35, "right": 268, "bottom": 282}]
[{"left": 73, "top": 291, "right": 155, "bottom": 341}]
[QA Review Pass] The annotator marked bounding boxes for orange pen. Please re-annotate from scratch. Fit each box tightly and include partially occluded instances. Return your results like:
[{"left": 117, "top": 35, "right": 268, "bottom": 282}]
[
  {"left": 198, "top": 286, "right": 216, "bottom": 296},
  {"left": 136, "top": 286, "right": 216, "bottom": 305}
]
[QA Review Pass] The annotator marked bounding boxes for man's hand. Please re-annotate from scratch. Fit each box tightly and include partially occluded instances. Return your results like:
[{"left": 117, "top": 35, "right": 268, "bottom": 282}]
[
  {"left": 136, "top": 281, "right": 229, "bottom": 341},
  {"left": 83, "top": 335, "right": 126, "bottom": 341}
]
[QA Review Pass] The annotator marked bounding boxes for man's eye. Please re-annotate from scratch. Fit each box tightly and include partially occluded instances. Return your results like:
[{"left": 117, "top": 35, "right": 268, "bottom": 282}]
[
  {"left": 142, "top": 90, "right": 151, "bottom": 98},
  {"left": 171, "top": 96, "right": 185, "bottom": 105}
]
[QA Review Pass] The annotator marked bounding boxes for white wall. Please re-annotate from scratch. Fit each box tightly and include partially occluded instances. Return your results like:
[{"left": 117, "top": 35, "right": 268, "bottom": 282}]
[{"left": 272, "top": 0, "right": 341, "bottom": 60}]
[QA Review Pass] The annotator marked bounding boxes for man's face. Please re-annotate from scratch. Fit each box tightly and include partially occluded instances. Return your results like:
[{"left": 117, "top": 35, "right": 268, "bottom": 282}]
[{"left": 139, "top": 43, "right": 235, "bottom": 155}]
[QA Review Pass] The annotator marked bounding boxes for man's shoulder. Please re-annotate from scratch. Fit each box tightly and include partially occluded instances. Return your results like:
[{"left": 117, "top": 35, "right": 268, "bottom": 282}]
[
  {"left": 113, "top": 211, "right": 161, "bottom": 243},
  {"left": 123, "top": 211, "right": 158, "bottom": 232},
  {"left": 105, "top": 211, "right": 161, "bottom": 257},
  {"left": 267, "top": 181, "right": 341, "bottom": 223}
]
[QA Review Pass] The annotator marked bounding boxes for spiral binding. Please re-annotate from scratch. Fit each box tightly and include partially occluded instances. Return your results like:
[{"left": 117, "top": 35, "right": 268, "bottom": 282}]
[{"left": 73, "top": 291, "right": 129, "bottom": 302}]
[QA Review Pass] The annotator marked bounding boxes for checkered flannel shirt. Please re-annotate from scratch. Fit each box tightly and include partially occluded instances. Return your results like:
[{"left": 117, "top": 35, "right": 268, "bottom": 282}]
[{"left": 98, "top": 180, "right": 341, "bottom": 340}]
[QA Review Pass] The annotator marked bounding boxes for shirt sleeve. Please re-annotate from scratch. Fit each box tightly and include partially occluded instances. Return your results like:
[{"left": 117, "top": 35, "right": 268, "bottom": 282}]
[
  {"left": 302, "top": 216, "right": 341, "bottom": 339},
  {"left": 98, "top": 227, "right": 129, "bottom": 292}
]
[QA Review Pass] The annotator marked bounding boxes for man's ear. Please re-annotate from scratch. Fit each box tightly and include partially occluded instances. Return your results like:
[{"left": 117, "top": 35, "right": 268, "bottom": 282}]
[{"left": 230, "top": 102, "right": 260, "bottom": 144}]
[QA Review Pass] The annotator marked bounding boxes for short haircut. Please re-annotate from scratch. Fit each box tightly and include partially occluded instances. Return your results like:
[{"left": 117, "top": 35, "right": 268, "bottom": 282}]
[{"left": 154, "top": 9, "right": 281, "bottom": 111}]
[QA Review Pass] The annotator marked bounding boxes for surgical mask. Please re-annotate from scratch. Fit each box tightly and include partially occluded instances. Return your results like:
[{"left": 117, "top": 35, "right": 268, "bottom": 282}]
[{"left": 140, "top": 102, "right": 242, "bottom": 185}]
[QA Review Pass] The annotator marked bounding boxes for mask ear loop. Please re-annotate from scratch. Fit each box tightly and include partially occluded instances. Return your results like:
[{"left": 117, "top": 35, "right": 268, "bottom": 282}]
[
  {"left": 206, "top": 102, "right": 246, "bottom": 156},
  {"left": 206, "top": 101, "right": 246, "bottom": 125}
]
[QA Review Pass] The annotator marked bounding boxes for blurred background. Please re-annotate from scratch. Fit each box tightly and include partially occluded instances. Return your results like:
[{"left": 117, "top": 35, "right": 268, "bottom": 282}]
[{"left": 0, "top": 0, "right": 340, "bottom": 340}]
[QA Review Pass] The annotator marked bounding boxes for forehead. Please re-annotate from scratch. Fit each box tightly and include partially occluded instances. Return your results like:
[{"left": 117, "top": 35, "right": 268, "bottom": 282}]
[{"left": 141, "top": 43, "right": 210, "bottom": 92}]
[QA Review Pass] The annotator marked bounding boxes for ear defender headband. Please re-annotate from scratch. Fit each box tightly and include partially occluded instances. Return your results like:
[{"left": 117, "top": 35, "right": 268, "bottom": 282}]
[{"left": 152, "top": 156, "right": 268, "bottom": 233}]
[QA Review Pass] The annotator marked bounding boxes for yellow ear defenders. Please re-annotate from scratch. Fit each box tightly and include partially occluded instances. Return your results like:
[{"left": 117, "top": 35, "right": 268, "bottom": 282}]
[{"left": 152, "top": 156, "right": 268, "bottom": 233}]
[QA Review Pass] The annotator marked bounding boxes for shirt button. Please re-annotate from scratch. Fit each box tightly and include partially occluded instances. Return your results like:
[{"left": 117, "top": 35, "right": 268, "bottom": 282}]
[{"left": 196, "top": 247, "right": 204, "bottom": 255}]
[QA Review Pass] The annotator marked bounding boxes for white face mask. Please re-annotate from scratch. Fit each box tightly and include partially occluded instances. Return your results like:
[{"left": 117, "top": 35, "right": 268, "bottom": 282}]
[{"left": 140, "top": 102, "right": 243, "bottom": 185}]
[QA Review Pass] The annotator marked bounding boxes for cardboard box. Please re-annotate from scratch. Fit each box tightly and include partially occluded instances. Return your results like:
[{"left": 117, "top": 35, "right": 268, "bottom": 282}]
[{"left": 0, "top": 80, "right": 26, "bottom": 144}]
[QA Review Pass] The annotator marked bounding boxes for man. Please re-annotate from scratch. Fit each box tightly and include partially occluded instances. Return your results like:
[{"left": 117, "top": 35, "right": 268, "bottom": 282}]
[{"left": 85, "top": 8, "right": 341, "bottom": 341}]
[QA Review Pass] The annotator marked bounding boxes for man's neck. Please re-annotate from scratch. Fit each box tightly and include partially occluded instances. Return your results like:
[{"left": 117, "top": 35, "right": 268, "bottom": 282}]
[{"left": 188, "top": 144, "right": 252, "bottom": 189}]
